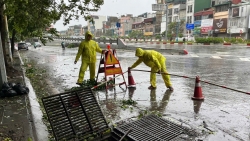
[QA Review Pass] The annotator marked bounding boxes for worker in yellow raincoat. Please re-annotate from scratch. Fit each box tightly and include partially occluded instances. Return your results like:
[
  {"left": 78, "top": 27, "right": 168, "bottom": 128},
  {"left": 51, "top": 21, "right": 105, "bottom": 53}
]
[
  {"left": 129, "top": 48, "right": 174, "bottom": 91},
  {"left": 74, "top": 31, "right": 105, "bottom": 85}
]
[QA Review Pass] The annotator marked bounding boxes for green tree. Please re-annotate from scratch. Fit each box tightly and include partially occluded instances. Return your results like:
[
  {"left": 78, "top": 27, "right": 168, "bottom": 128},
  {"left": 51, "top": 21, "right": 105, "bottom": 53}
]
[{"left": 1, "top": 0, "right": 104, "bottom": 64}]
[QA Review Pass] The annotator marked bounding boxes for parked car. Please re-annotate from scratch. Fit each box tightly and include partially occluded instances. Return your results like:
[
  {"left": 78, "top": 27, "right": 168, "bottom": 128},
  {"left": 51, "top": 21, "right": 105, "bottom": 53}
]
[
  {"left": 18, "top": 42, "right": 28, "bottom": 50},
  {"left": 34, "top": 42, "right": 42, "bottom": 48},
  {"left": 25, "top": 42, "right": 31, "bottom": 46}
]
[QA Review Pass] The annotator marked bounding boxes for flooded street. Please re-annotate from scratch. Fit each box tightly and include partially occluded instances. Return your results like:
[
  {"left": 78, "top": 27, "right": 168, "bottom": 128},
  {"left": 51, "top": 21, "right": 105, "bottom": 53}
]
[{"left": 20, "top": 42, "right": 250, "bottom": 141}]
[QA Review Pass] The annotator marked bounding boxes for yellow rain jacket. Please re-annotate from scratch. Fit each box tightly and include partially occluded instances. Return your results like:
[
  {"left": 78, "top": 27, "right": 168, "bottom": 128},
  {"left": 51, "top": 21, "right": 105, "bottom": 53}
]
[
  {"left": 130, "top": 48, "right": 172, "bottom": 88},
  {"left": 75, "top": 31, "right": 102, "bottom": 63},
  {"left": 75, "top": 31, "right": 102, "bottom": 83},
  {"left": 130, "top": 48, "right": 164, "bottom": 70}
]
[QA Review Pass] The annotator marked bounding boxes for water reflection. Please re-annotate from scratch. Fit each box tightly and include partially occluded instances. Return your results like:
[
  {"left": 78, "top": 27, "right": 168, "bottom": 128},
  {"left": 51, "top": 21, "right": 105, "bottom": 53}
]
[
  {"left": 128, "top": 87, "right": 136, "bottom": 99},
  {"left": 193, "top": 100, "right": 203, "bottom": 120},
  {"left": 149, "top": 89, "right": 172, "bottom": 113},
  {"left": 193, "top": 100, "right": 203, "bottom": 114}
]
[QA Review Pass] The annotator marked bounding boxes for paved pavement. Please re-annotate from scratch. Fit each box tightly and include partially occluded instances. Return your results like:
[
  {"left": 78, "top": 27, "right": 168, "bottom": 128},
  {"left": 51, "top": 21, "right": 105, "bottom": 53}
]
[
  {"left": 0, "top": 50, "right": 36, "bottom": 140},
  {"left": 1, "top": 42, "right": 250, "bottom": 141}
]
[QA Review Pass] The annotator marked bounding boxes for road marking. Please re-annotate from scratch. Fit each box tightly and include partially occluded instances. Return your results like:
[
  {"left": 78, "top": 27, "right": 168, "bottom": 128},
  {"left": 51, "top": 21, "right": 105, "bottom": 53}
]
[
  {"left": 239, "top": 58, "right": 250, "bottom": 61},
  {"left": 212, "top": 56, "right": 222, "bottom": 59},
  {"left": 190, "top": 54, "right": 199, "bottom": 57},
  {"left": 216, "top": 52, "right": 229, "bottom": 54}
]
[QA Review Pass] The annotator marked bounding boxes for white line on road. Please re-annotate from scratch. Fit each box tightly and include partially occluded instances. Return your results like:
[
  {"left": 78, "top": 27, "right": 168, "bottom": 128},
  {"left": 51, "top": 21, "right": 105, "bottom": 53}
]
[
  {"left": 212, "top": 56, "right": 222, "bottom": 59},
  {"left": 190, "top": 54, "right": 199, "bottom": 57},
  {"left": 239, "top": 58, "right": 250, "bottom": 61}
]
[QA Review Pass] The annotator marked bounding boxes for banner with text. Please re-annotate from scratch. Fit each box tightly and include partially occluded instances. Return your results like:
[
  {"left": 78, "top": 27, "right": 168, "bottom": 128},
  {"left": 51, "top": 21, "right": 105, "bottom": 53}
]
[
  {"left": 201, "top": 19, "right": 213, "bottom": 34},
  {"left": 213, "top": 18, "right": 227, "bottom": 33}
]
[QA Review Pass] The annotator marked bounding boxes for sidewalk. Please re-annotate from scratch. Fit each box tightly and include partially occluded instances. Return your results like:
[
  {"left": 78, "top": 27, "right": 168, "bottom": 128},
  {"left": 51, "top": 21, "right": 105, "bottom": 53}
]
[{"left": 0, "top": 50, "right": 45, "bottom": 141}]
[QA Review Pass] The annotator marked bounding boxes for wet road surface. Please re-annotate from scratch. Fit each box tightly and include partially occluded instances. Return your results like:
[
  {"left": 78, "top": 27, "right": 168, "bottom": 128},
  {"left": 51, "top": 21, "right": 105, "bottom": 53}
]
[{"left": 20, "top": 43, "right": 250, "bottom": 141}]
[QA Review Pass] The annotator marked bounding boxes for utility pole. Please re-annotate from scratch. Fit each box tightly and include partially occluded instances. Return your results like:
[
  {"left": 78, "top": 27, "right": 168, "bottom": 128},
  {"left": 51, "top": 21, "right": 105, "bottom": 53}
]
[
  {"left": 165, "top": 2, "right": 168, "bottom": 42},
  {"left": 0, "top": 33, "right": 7, "bottom": 86}
]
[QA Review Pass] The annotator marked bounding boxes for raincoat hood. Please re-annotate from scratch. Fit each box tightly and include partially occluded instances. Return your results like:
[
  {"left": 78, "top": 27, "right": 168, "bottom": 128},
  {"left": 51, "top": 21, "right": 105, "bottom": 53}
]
[
  {"left": 85, "top": 31, "right": 94, "bottom": 39},
  {"left": 135, "top": 48, "right": 144, "bottom": 57}
]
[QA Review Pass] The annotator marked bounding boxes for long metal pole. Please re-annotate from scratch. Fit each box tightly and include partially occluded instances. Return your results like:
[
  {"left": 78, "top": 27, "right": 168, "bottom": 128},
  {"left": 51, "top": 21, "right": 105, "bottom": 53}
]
[
  {"left": 165, "top": 3, "right": 168, "bottom": 42},
  {"left": 131, "top": 69, "right": 250, "bottom": 95}
]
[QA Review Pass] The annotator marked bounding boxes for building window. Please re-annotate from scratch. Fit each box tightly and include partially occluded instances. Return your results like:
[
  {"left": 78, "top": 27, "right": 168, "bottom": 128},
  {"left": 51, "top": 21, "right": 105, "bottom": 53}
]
[
  {"left": 194, "top": 16, "right": 201, "bottom": 21},
  {"left": 216, "top": 5, "right": 229, "bottom": 12},
  {"left": 187, "top": 16, "right": 192, "bottom": 23},
  {"left": 168, "top": 9, "right": 172, "bottom": 15},
  {"left": 174, "top": 8, "right": 179, "bottom": 14},
  {"left": 187, "top": 5, "right": 193, "bottom": 13},
  {"left": 212, "top": 1, "right": 215, "bottom": 7},
  {"left": 208, "top": 14, "right": 213, "bottom": 18},
  {"left": 150, "top": 28, "right": 153, "bottom": 32},
  {"left": 202, "top": 15, "right": 209, "bottom": 20}
]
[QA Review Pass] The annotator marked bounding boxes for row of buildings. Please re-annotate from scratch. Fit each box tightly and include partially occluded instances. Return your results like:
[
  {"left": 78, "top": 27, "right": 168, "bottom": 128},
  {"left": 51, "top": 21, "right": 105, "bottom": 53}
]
[{"left": 59, "top": 0, "right": 250, "bottom": 39}]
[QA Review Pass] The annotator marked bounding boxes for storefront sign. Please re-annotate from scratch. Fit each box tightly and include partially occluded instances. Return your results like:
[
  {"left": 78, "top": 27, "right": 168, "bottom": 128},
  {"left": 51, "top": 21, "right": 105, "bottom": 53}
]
[
  {"left": 194, "top": 20, "right": 201, "bottom": 27},
  {"left": 201, "top": 19, "right": 213, "bottom": 34},
  {"left": 213, "top": 18, "right": 227, "bottom": 33}
]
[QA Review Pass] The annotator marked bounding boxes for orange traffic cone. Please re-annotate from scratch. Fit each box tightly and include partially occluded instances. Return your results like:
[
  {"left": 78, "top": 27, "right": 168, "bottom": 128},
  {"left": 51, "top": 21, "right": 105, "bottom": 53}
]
[
  {"left": 107, "top": 44, "right": 111, "bottom": 50},
  {"left": 128, "top": 68, "right": 136, "bottom": 87},
  {"left": 192, "top": 76, "right": 204, "bottom": 100}
]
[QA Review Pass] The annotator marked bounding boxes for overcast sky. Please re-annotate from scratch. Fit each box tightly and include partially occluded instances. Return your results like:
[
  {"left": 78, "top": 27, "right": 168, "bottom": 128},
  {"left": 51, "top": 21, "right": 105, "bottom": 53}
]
[{"left": 54, "top": 0, "right": 155, "bottom": 31}]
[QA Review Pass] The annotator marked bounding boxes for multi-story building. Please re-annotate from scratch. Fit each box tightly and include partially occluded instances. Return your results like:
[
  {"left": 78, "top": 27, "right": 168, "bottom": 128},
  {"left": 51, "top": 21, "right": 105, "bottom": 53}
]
[
  {"left": 186, "top": 0, "right": 211, "bottom": 23},
  {"left": 67, "top": 25, "right": 82, "bottom": 36},
  {"left": 160, "top": 1, "right": 186, "bottom": 35},
  {"left": 131, "top": 22, "right": 144, "bottom": 33},
  {"left": 82, "top": 26, "right": 88, "bottom": 34},
  {"left": 87, "top": 15, "right": 106, "bottom": 37},
  {"left": 138, "top": 12, "right": 156, "bottom": 18},
  {"left": 119, "top": 14, "right": 133, "bottom": 36},
  {"left": 144, "top": 17, "right": 157, "bottom": 36},
  {"left": 102, "top": 16, "right": 119, "bottom": 37},
  {"left": 59, "top": 30, "right": 67, "bottom": 36},
  {"left": 227, "top": 0, "right": 250, "bottom": 39}
]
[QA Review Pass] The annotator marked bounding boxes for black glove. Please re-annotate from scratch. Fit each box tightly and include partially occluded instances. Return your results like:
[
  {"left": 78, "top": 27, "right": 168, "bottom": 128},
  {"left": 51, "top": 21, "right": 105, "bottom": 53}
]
[{"left": 157, "top": 70, "right": 161, "bottom": 74}]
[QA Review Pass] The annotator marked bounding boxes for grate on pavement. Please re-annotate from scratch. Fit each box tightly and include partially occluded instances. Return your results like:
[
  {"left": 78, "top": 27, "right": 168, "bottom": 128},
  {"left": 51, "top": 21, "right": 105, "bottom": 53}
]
[
  {"left": 42, "top": 87, "right": 109, "bottom": 141},
  {"left": 113, "top": 114, "right": 199, "bottom": 141}
]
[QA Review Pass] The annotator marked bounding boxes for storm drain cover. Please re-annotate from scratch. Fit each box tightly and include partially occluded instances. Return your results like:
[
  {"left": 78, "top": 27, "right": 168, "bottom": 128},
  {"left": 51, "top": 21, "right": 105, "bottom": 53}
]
[
  {"left": 113, "top": 114, "right": 198, "bottom": 141},
  {"left": 42, "top": 87, "right": 109, "bottom": 141}
]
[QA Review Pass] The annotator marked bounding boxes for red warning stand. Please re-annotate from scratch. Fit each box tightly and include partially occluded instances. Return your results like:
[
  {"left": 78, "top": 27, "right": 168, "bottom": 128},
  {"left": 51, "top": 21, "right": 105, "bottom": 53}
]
[{"left": 96, "top": 45, "right": 127, "bottom": 89}]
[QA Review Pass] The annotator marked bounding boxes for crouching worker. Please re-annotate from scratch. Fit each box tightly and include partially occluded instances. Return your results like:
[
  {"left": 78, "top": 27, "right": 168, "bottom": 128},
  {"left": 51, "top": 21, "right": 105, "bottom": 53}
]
[
  {"left": 74, "top": 31, "right": 105, "bottom": 85},
  {"left": 129, "top": 48, "right": 174, "bottom": 91}
]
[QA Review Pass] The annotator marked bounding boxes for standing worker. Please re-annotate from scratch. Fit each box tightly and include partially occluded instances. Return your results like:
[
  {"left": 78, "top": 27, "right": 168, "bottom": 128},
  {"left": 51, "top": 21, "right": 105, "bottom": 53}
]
[
  {"left": 74, "top": 31, "right": 105, "bottom": 85},
  {"left": 61, "top": 41, "right": 65, "bottom": 49},
  {"left": 129, "top": 48, "right": 174, "bottom": 91}
]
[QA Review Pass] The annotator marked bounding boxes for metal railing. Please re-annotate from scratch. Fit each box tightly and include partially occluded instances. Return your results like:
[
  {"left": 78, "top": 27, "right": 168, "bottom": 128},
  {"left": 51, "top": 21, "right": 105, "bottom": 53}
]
[{"left": 53, "top": 36, "right": 118, "bottom": 44}]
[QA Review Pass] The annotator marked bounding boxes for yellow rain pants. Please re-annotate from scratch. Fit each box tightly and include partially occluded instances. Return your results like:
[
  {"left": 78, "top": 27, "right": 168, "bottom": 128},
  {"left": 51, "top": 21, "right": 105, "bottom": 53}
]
[{"left": 75, "top": 31, "right": 102, "bottom": 83}]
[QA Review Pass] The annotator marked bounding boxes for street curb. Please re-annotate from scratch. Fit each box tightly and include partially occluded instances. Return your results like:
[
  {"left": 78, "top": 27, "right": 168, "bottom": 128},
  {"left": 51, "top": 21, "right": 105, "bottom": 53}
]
[{"left": 16, "top": 51, "right": 49, "bottom": 141}]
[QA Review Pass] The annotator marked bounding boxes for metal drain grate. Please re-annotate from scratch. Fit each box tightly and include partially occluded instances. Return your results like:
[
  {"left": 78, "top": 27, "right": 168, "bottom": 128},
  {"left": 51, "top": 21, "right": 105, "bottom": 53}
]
[
  {"left": 42, "top": 87, "right": 109, "bottom": 141},
  {"left": 113, "top": 115, "right": 195, "bottom": 141}
]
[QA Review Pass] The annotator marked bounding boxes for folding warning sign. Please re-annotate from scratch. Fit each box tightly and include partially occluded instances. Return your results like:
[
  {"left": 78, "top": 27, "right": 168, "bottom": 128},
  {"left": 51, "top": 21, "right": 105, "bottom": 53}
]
[{"left": 96, "top": 46, "right": 127, "bottom": 89}]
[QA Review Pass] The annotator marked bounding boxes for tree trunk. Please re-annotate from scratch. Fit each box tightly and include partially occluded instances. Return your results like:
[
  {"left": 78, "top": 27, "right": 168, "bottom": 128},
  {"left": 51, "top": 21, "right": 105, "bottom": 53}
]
[
  {"left": 11, "top": 29, "right": 16, "bottom": 56},
  {"left": 0, "top": 8, "right": 8, "bottom": 67}
]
